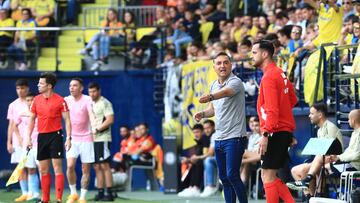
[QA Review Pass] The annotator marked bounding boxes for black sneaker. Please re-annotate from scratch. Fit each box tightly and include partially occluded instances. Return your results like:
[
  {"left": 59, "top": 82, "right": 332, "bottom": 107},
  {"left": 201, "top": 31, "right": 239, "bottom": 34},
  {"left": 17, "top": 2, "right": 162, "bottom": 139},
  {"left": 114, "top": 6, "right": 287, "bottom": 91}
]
[
  {"left": 94, "top": 193, "right": 104, "bottom": 201},
  {"left": 101, "top": 194, "right": 114, "bottom": 202},
  {"left": 286, "top": 180, "right": 310, "bottom": 191}
]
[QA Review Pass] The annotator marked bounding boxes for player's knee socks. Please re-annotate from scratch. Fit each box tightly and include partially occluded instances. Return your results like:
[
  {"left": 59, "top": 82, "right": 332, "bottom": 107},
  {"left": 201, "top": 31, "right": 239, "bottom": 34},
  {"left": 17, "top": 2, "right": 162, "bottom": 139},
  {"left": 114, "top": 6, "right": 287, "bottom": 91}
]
[
  {"left": 28, "top": 173, "right": 40, "bottom": 196},
  {"left": 41, "top": 174, "right": 51, "bottom": 202},
  {"left": 264, "top": 180, "right": 279, "bottom": 203},
  {"left": 19, "top": 179, "right": 28, "bottom": 195},
  {"left": 275, "top": 178, "right": 295, "bottom": 203},
  {"left": 55, "top": 174, "right": 64, "bottom": 200}
]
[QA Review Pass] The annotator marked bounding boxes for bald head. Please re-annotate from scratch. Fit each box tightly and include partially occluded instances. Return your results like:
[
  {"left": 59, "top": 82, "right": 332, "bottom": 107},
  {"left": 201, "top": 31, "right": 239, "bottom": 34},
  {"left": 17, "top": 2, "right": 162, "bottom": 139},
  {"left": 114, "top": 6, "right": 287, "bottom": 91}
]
[{"left": 348, "top": 109, "right": 360, "bottom": 129}]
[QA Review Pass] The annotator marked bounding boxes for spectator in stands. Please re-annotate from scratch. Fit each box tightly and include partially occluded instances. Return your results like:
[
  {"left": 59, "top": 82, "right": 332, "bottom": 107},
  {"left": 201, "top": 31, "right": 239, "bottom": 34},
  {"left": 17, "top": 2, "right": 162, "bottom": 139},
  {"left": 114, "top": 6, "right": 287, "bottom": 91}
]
[
  {"left": 295, "top": 0, "right": 343, "bottom": 56},
  {"left": 178, "top": 124, "right": 209, "bottom": 197},
  {"left": 258, "top": 15, "right": 269, "bottom": 32},
  {"left": 266, "top": 10, "right": 277, "bottom": 33},
  {"left": 79, "top": 8, "right": 124, "bottom": 70},
  {"left": 200, "top": 120, "right": 218, "bottom": 197},
  {"left": 230, "top": 16, "right": 243, "bottom": 43},
  {"left": 159, "top": 19, "right": 192, "bottom": 57},
  {"left": 327, "top": 109, "right": 360, "bottom": 174},
  {"left": 287, "top": 103, "right": 343, "bottom": 199},
  {"left": 122, "top": 11, "right": 136, "bottom": 43},
  {"left": 287, "top": 7, "right": 297, "bottom": 25},
  {"left": 343, "top": 0, "right": 355, "bottom": 20},
  {"left": 240, "top": 117, "right": 261, "bottom": 184},
  {"left": 195, "top": 0, "right": 217, "bottom": 18},
  {"left": 262, "top": 0, "right": 276, "bottom": 15},
  {"left": 187, "top": 41, "right": 208, "bottom": 61},
  {"left": 0, "top": 9, "right": 14, "bottom": 67},
  {"left": 339, "top": 15, "right": 360, "bottom": 46},
  {"left": 31, "top": 0, "right": 55, "bottom": 27},
  {"left": 126, "top": 123, "right": 156, "bottom": 167},
  {"left": 183, "top": 10, "right": 200, "bottom": 42},
  {"left": 112, "top": 126, "right": 136, "bottom": 172},
  {"left": 289, "top": 25, "right": 303, "bottom": 52},
  {"left": 7, "top": 8, "right": 36, "bottom": 71},
  {"left": 155, "top": 7, "right": 167, "bottom": 25},
  {"left": 275, "top": 11, "right": 289, "bottom": 29},
  {"left": 303, "top": 23, "right": 317, "bottom": 46},
  {"left": 0, "top": 0, "right": 10, "bottom": 10},
  {"left": 233, "top": 39, "right": 252, "bottom": 63},
  {"left": 10, "top": 0, "right": 32, "bottom": 21}
]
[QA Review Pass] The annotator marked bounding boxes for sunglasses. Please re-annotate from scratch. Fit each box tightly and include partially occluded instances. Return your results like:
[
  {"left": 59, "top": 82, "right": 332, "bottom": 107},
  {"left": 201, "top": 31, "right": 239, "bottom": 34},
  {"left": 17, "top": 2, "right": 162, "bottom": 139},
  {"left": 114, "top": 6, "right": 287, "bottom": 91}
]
[
  {"left": 292, "top": 30, "right": 301, "bottom": 34},
  {"left": 343, "top": 2, "right": 351, "bottom": 4}
]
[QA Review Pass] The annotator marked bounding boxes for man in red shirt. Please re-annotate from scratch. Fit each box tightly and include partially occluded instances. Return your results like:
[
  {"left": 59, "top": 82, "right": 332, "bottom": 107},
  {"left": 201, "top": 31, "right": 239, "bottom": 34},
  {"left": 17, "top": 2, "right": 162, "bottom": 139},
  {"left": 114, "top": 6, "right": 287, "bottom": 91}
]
[
  {"left": 26, "top": 72, "right": 72, "bottom": 203},
  {"left": 251, "top": 40, "right": 297, "bottom": 203}
]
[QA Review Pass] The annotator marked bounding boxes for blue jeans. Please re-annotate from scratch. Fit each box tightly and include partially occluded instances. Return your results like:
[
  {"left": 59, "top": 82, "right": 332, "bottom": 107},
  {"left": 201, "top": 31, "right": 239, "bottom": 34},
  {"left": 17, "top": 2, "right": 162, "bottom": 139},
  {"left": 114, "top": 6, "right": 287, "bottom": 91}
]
[
  {"left": 215, "top": 137, "right": 247, "bottom": 203},
  {"left": 203, "top": 156, "right": 217, "bottom": 187}
]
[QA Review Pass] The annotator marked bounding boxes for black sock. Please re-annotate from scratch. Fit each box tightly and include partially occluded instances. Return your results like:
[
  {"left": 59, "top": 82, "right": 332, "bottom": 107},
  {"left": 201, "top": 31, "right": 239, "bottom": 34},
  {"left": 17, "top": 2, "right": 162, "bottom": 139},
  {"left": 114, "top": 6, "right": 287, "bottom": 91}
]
[
  {"left": 98, "top": 188, "right": 104, "bottom": 196},
  {"left": 106, "top": 187, "right": 113, "bottom": 196}
]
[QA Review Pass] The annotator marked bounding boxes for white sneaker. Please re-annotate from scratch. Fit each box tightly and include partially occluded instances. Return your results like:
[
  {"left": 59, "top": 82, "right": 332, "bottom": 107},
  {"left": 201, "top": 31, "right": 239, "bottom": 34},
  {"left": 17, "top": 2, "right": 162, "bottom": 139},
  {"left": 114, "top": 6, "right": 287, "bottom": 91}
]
[
  {"left": 200, "top": 186, "right": 218, "bottom": 197},
  {"left": 90, "top": 61, "right": 102, "bottom": 71},
  {"left": 18, "top": 63, "right": 27, "bottom": 71},
  {"left": 177, "top": 187, "right": 192, "bottom": 197},
  {"left": 79, "top": 48, "right": 87, "bottom": 55},
  {"left": 178, "top": 187, "right": 200, "bottom": 197}
]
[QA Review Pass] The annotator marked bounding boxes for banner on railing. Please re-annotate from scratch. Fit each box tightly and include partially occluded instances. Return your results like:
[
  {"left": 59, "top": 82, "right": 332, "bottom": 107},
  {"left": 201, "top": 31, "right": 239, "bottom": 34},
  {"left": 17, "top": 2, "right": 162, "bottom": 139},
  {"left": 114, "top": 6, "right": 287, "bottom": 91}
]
[
  {"left": 304, "top": 46, "right": 335, "bottom": 105},
  {"left": 180, "top": 60, "right": 217, "bottom": 149}
]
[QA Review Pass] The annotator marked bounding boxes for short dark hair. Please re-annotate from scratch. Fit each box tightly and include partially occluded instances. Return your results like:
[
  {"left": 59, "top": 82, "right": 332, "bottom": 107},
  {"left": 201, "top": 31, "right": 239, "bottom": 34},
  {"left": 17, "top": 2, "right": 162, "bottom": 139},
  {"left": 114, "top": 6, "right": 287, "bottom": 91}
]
[
  {"left": 253, "top": 40, "right": 275, "bottom": 57},
  {"left": 311, "top": 103, "right": 328, "bottom": 117},
  {"left": 21, "top": 8, "right": 32, "bottom": 17},
  {"left": 16, "top": 79, "right": 29, "bottom": 87},
  {"left": 213, "top": 52, "right": 231, "bottom": 61},
  {"left": 203, "top": 119, "right": 215, "bottom": 127},
  {"left": 71, "top": 77, "right": 84, "bottom": 86},
  {"left": 192, "top": 123, "right": 204, "bottom": 131},
  {"left": 26, "top": 91, "right": 35, "bottom": 97},
  {"left": 138, "top": 122, "right": 149, "bottom": 129},
  {"left": 240, "top": 39, "right": 252, "bottom": 48},
  {"left": 88, "top": 82, "right": 100, "bottom": 90},
  {"left": 40, "top": 72, "right": 57, "bottom": 88},
  {"left": 120, "top": 125, "right": 130, "bottom": 130}
]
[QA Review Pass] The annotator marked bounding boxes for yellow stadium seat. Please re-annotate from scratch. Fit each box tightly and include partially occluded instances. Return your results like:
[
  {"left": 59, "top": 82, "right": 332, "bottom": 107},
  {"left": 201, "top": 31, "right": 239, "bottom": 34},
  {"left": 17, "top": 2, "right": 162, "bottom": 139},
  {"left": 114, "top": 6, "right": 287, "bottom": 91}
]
[
  {"left": 41, "top": 48, "right": 56, "bottom": 57},
  {"left": 58, "top": 58, "right": 82, "bottom": 71},
  {"left": 136, "top": 27, "right": 156, "bottom": 41},
  {"left": 200, "top": 22, "right": 214, "bottom": 45},
  {"left": 59, "top": 36, "right": 84, "bottom": 48},
  {"left": 37, "top": 57, "right": 56, "bottom": 71},
  {"left": 58, "top": 48, "right": 83, "bottom": 58},
  {"left": 62, "top": 30, "right": 84, "bottom": 37},
  {"left": 78, "top": 13, "right": 83, "bottom": 27}
]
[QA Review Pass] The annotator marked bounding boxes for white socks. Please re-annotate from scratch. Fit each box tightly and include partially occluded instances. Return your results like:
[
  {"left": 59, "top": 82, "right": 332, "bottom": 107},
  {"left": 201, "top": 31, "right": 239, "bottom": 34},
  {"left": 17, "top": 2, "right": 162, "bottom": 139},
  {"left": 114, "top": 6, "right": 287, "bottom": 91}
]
[
  {"left": 69, "top": 184, "right": 77, "bottom": 195},
  {"left": 80, "top": 189, "right": 88, "bottom": 200}
]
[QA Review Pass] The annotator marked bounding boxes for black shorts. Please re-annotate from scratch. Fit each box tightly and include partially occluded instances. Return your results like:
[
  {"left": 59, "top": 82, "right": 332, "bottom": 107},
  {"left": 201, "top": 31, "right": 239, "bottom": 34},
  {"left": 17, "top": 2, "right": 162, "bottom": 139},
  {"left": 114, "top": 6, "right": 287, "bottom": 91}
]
[
  {"left": 261, "top": 131, "right": 293, "bottom": 169},
  {"left": 37, "top": 130, "right": 64, "bottom": 161},
  {"left": 94, "top": 141, "right": 111, "bottom": 164}
]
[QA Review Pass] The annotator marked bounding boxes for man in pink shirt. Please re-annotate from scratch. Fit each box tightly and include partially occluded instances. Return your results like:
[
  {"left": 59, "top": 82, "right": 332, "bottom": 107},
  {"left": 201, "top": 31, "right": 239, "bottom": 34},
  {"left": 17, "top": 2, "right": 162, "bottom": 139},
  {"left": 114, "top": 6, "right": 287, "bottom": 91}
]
[
  {"left": 6, "top": 79, "right": 30, "bottom": 202},
  {"left": 64, "top": 78, "right": 95, "bottom": 203}
]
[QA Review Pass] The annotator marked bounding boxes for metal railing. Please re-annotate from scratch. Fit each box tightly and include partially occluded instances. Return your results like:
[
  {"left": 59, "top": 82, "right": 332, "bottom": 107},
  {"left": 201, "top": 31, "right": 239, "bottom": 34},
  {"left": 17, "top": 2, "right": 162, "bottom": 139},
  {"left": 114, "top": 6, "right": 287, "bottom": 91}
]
[
  {"left": 0, "top": 26, "right": 166, "bottom": 71},
  {"left": 82, "top": 6, "right": 161, "bottom": 27}
]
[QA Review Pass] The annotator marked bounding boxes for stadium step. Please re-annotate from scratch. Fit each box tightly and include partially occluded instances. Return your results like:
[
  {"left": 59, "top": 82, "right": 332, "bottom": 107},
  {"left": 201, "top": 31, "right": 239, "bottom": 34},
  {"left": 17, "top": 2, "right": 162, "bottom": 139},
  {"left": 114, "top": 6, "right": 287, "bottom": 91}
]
[
  {"left": 37, "top": 57, "right": 82, "bottom": 71},
  {"left": 37, "top": 57, "right": 56, "bottom": 71}
]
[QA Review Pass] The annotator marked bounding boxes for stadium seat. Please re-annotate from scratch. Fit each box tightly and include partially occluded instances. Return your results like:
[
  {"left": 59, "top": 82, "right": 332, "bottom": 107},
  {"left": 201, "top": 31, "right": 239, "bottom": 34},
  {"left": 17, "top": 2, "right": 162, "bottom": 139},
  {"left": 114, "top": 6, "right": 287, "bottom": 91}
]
[
  {"left": 41, "top": 48, "right": 56, "bottom": 57},
  {"left": 37, "top": 57, "right": 56, "bottom": 71},
  {"left": 200, "top": 22, "right": 214, "bottom": 45},
  {"left": 58, "top": 58, "right": 82, "bottom": 71},
  {"left": 136, "top": 27, "right": 157, "bottom": 41},
  {"left": 59, "top": 36, "right": 84, "bottom": 48}
]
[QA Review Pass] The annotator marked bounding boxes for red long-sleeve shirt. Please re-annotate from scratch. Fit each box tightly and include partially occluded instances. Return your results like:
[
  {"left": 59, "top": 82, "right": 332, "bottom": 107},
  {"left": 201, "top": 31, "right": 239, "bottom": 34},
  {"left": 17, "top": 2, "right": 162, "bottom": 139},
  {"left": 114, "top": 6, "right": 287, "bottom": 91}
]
[{"left": 257, "top": 62, "right": 298, "bottom": 133}]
